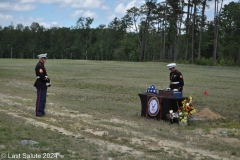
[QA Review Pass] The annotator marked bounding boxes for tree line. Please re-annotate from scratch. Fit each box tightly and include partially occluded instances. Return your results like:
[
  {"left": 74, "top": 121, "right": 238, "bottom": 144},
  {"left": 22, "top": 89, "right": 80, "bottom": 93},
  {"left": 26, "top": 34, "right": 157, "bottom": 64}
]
[{"left": 0, "top": 0, "right": 239, "bottom": 66}]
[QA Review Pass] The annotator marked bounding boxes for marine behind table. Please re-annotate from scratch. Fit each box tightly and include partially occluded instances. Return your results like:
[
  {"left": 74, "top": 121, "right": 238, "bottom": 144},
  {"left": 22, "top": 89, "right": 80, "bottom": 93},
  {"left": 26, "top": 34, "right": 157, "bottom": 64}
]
[{"left": 167, "top": 63, "right": 184, "bottom": 92}]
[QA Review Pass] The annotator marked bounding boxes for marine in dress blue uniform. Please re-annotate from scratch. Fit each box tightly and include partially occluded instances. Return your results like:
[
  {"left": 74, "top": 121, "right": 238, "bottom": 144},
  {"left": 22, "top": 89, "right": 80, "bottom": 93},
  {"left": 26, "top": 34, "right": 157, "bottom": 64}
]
[
  {"left": 167, "top": 63, "right": 184, "bottom": 92},
  {"left": 34, "top": 53, "right": 51, "bottom": 116}
]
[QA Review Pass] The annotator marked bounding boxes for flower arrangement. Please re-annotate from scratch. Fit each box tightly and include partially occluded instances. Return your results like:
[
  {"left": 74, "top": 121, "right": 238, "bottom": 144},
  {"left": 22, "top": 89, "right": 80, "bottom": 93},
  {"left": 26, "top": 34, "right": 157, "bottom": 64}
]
[{"left": 167, "top": 96, "right": 196, "bottom": 124}]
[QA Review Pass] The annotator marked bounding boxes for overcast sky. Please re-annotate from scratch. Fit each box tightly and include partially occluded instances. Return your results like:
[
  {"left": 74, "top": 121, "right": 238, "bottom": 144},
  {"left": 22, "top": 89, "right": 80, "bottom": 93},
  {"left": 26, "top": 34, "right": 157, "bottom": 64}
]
[{"left": 0, "top": 0, "right": 237, "bottom": 29}]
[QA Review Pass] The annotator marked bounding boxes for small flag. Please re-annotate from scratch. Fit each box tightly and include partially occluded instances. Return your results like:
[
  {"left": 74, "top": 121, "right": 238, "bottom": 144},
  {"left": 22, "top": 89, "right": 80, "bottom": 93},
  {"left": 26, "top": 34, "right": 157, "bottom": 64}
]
[{"left": 146, "top": 84, "right": 158, "bottom": 94}]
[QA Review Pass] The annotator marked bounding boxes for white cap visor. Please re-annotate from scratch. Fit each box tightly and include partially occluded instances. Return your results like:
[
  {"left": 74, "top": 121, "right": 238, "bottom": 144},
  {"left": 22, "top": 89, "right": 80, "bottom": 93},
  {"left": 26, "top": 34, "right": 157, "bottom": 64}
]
[
  {"left": 167, "top": 63, "right": 176, "bottom": 68},
  {"left": 37, "top": 53, "right": 47, "bottom": 59}
]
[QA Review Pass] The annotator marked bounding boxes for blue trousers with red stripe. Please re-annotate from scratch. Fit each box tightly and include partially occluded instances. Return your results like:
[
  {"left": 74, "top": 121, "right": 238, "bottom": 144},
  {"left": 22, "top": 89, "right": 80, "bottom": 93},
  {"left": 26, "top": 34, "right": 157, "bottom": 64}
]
[{"left": 36, "top": 88, "right": 47, "bottom": 116}]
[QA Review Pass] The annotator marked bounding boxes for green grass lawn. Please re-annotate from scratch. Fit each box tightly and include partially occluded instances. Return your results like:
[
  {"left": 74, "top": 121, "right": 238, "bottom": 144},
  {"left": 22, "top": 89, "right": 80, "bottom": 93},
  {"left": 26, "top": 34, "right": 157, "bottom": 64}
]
[{"left": 0, "top": 59, "right": 240, "bottom": 160}]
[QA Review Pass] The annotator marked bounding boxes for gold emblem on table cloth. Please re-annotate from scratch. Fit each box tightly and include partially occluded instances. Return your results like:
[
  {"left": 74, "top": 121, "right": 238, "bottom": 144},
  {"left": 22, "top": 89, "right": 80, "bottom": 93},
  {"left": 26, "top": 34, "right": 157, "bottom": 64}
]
[{"left": 148, "top": 97, "right": 160, "bottom": 116}]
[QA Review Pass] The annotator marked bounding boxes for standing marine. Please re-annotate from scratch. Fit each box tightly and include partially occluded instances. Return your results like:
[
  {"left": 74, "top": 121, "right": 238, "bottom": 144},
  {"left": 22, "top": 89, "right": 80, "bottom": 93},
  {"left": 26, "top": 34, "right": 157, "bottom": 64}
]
[{"left": 34, "top": 53, "right": 51, "bottom": 116}]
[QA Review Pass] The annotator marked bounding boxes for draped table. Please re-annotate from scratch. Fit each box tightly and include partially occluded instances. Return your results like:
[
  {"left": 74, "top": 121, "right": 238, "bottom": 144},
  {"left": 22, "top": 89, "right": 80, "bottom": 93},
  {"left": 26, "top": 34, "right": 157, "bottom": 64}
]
[{"left": 138, "top": 93, "right": 187, "bottom": 120}]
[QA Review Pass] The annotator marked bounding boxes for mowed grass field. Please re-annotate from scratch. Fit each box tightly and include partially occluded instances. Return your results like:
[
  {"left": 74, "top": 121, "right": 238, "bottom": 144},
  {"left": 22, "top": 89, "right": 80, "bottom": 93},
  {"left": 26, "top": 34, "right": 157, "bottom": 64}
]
[{"left": 0, "top": 59, "right": 240, "bottom": 160}]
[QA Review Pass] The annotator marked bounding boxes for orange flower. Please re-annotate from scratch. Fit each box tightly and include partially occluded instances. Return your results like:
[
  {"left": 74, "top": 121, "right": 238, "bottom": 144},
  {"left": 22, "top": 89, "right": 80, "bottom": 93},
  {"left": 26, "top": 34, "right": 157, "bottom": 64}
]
[{"left": 186, "top": 106, "right": 191, "bottom": 112}]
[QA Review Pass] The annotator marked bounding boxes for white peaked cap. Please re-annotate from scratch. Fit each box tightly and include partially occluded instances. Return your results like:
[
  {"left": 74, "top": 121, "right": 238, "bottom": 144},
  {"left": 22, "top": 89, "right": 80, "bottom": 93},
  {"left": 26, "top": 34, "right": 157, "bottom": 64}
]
[
  {"left": 37, "top": 53, "right": 47, "bottom": 58},
  {"left": 167, "top": 63, "right": 176, "bottom": 68}
]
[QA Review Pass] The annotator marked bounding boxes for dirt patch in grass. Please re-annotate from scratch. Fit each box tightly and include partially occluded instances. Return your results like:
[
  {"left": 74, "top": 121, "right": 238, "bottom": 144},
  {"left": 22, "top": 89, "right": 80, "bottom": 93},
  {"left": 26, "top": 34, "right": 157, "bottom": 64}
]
[{"left": 194, "top": 108, "right": 225, "bottom": 120}]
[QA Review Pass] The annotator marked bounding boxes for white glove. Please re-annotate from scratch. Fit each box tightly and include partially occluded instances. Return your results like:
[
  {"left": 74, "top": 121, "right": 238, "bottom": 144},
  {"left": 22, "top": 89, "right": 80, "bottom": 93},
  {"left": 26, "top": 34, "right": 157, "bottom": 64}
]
[
  {"left": 46, "top": 81, "right": 51, "bottom": 87},
  {"left": 173, "top": 89, "right": 178, "bottom": 91}
]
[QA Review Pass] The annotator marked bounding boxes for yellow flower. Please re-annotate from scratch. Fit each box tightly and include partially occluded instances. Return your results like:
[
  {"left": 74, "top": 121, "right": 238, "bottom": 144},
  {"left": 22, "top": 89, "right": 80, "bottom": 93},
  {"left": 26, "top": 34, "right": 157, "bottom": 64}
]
[
  {"left": 190, "top": 109, "right": 196, "bottom": 114},
  {"left": 189, "top": 96, "right": 193, "bottom": 102},
  {"left": 181, "top": 119, "right": 187, "bottom": 123},
  {"left": 182, "top": 99, "right": 186, "bottom": 104}
]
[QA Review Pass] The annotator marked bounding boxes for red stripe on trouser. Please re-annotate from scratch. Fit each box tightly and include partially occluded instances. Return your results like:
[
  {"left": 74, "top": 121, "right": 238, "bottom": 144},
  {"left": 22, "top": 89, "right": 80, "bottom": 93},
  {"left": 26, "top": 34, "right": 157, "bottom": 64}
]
[{"left": 36, "top": 89, "right": 42, "bottom": 115}]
